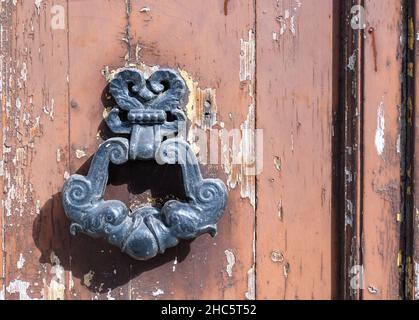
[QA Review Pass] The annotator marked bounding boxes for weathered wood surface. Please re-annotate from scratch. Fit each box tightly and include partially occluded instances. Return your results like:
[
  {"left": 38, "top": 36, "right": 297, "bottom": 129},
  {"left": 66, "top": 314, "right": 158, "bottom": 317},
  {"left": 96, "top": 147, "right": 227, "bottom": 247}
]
[
  {"left": 339, "top": 0, "right": 405, "bottom": 300},
  {"left": 361, "top": 0, "right": 403, "bottom": 300},
  {"left": 1, "top": 0, "right": 256, "bottom": 300},
  {"left": 255, "top": 0, "right": 338, "bottom": 299},
  {"left": 0, "top": 0, "right": 415, "bottom": 300},
  {"left": 1, "top": 0, "right": 71, "bottom": 300},
  {"left": 339, "top": 0, "right": 364, "bottom": 300}
]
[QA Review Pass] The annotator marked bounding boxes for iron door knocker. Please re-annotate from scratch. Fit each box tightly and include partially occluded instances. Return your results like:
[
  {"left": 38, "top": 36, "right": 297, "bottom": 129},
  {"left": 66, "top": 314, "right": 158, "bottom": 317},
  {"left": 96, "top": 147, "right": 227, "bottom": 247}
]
[{"left": 62, "top": 67, "right": 228, "bottom": 261}]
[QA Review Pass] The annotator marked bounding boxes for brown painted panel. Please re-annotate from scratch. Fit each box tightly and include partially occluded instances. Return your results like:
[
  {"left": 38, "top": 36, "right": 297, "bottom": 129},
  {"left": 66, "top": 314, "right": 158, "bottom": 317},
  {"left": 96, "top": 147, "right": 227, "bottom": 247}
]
[
  {"left": 66, "top": 0, "right": 132, "bottom": 300},
  {"left": 255, "top": 0, "right": 338, "bottom": 299},
  {"left": 66, "top": 0, "right": 256, "bottom": 300},
  {"left": 362, "top": 0, "right": 403, "bottom": 300},
  {"left": 2, "top": 0, "right": 70, "bottom": 300}
]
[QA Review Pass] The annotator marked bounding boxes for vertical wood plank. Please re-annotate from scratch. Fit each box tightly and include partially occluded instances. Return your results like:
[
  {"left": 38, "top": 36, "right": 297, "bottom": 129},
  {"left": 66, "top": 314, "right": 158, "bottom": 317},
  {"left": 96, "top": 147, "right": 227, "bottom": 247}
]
[
  {"left": 67, "top": 0, "right": 131, "bottom": 300},
  {"left": 339, "top": 0, "right": 406, "bottom": 300},
  {"left": 255, "top": 0, "right": 338, "bottom": 299},
  {"left": 127, "top": 0, "right": 256, "bottom": 300},
  {"left": 66, "top": 0, "right": 256, "bottom": 300},
  {"left": 2, "top": 0, "right": 70, "bottom": 300},
  {"left": 339, "top": 0, "right": 364, "bottom": 300},
  {"left": 361, "top": 0, "right": 403, "bottom": 300}
]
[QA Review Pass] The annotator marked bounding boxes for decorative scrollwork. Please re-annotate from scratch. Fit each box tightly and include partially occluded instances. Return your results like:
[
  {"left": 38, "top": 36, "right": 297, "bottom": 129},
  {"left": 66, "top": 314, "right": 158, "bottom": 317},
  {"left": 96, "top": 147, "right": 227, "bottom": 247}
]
[{"left": 62, "top": 67, "right": 228, "bottom": 261}]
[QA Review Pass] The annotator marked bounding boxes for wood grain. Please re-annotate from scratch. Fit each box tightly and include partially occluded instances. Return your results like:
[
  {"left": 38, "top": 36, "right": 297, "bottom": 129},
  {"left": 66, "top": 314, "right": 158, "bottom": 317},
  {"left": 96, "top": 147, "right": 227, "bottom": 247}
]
[
  {"left": 66, "top": 0, "right": 132, "bottom": 300},
  {"left": 255, "top": 0, "right": 338, "bottom": 299},
  {"left": 65, "top": 0, "right": 256, "bottom": 300},
  {"left": 2, "top": 0, "right": 70, "bottom": 300},
  {"left": 339, "top": 0, "right": 364, "bottom": 300},
  {"left": 413, "top": 0, "right": 419, "bottom": 301},
  {"left": 0, "top": 0, "right": 10, "bottom": 300},
  {"left": 0, "top": 0, "right": 413, "bottom": 300}
]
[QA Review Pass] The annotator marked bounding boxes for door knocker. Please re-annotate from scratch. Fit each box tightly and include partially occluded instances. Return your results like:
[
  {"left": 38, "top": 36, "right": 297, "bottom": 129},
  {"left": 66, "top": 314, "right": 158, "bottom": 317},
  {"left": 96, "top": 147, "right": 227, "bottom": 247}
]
[{"left": 62, "top": 67, "right": 228, "bottom": 260}]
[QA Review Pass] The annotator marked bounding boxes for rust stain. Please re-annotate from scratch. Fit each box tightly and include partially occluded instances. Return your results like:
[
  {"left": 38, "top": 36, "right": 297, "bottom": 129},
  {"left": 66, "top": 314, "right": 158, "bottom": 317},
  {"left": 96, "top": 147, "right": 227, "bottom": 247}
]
[{"left": 368, "top": 27, "right": 378, "bottom": 72}]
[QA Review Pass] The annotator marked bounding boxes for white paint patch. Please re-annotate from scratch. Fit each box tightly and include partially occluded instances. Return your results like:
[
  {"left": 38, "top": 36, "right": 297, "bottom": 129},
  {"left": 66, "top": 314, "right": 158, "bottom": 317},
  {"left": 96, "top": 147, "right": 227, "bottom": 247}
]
[
  {"left": 239, "top": 104, "right": 257, "bottom": 210},
  {"left": 15, "top": 97, "right": 21, "bottom": 110},
  {"left": 17, "top": 253, "right": 25, "bottom": 269},
  {"left": 152, "top": 288, "right": 165, "bottom": 297},
  {"left": 396, "top": 135, "right": 401, "bottom": 154},
  {"left": 75, "top": 149, "right": 87, "bottom": 159},
  {"left": 172, "top": 256, "right": 178, "bottom": 272},
  {"left": 48, "top": 252, "right": 65, "bottom": 300},
  {"left": 367, "top": 286, "right": 379, "bottom": 295},
  {"left": 34, "top": 199, "right": 40, "bottom": 215},
  {"left": 240, "top": 30, "right": 255, "bottom": 83},
  {"left": 348, "top": 51, "right": 357, "bottom": 71},
  {"left": 68, "top": 271, "right": 74, "bottom": 292},
  {"left": 375, "top": 101, "right": 385, "bottom": 156},
  {"left": 20, "top": 62, "right": 27, "bottom": 83},
  {"left": 139, "top": 6, "right": 150, "bottom": 13},
  {"left": 6, "top": 279, "right": 33, "bottom": 300},
  {"left": 35, "top": 0, "right": 43, "bottom": 14},
  {"left": 275, "top": 0, "right": 302, "bottom": 37},
  {"left": 83, "top": 270, "right": 95, "bottom": 287},
  {"left": 43, "top": 99, "right": 54, "bottom": 120},
  {"left": 271, "top": 251, "right": 284, "bottom": 263},
  {"left": 345, "top": 199, "right": 354, "bottom": 228},
  {"left": 245, "top": 267, "right": 255, "bottom": 300},
  {"left": 5, "top": 184, "right": 15, "bottom": 216},
  {"left": 0, "top": 289, "right": 4, "bottom": 300},
  {"left": 224, "top": 250, "right": 236, "bottom": 278}
]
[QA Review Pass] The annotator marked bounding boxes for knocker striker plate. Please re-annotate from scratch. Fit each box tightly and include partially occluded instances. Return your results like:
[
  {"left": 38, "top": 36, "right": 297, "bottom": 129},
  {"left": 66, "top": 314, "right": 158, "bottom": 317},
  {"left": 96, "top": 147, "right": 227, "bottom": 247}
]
[{"left": 62, "top": 67, "right": 228, "bottom": 261}]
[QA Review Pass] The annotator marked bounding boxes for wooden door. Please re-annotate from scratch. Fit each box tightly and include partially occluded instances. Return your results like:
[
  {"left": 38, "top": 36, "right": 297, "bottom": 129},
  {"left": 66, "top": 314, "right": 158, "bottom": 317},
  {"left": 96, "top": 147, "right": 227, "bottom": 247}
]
[{"left": 0, "top": 0, "right": 417, "bottom": 300}]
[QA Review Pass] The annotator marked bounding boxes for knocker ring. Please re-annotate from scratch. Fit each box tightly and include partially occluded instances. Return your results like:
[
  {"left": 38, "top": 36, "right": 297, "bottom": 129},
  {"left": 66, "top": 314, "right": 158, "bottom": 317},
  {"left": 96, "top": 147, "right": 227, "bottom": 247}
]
[{"left": 61, "top": 67, "right": 228, "bottom": 261}]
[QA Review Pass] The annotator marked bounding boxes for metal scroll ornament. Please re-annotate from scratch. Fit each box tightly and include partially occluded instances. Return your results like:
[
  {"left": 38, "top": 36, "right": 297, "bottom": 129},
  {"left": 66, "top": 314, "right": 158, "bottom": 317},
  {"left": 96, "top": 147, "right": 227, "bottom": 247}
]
[{"left": 62, "top": 68, "right": 228, "bottom": 260}]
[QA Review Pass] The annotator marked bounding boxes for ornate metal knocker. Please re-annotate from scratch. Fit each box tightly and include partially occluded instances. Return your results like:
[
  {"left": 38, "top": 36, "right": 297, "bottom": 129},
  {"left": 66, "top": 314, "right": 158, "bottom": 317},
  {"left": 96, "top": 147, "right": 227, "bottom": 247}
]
[{"left": 62, "top": 67, "right": 228, "bottom": 261}]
